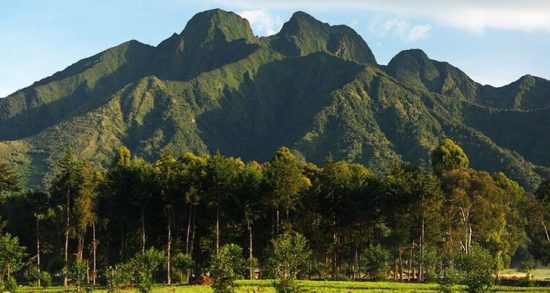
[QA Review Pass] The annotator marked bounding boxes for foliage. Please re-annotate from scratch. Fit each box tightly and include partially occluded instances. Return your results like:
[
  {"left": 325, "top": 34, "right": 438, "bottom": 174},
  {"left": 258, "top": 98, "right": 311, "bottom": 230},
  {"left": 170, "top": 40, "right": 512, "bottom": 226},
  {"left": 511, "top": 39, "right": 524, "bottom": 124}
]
[
  {"left": 67, "top": 259, "right": 87, "bottom": 292},
  {"left": 269, "top": 231, "right": 312, "bottom": 293},
  {"left": 454, "top": 246, "right": 495, "bottom": 293},
  {"left": 130, "top": 248, "right": 166, "bottom": 293},
  {"left": 431, "top": 138, "right": 469, "bottom": 176},
  {"left": 106, "top": 263, "right": 133, "bottom": 293},
  {"left": 172, "top": 252, "right": 193, "bottom": 283},
  {"left": 210, "top": 244, "right": 246, "bottom": 293},
  {"left": 359, "top": 244, "right": 391, "bottom": 281},
  {"left": 0, "top": 233, "right": 27, "bottom": 287}
]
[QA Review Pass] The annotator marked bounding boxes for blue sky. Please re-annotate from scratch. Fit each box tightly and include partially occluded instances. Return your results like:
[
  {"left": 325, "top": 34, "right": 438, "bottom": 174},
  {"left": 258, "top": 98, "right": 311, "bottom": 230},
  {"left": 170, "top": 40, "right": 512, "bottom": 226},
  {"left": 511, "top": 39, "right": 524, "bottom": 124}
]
[{"left": 1, "top": 0, "right": 550, "bottom": 97}]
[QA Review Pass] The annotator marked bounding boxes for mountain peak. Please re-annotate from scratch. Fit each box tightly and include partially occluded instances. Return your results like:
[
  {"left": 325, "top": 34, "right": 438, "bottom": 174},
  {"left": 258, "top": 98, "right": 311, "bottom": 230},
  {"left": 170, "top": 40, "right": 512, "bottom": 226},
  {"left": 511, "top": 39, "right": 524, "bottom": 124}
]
[
  {"left": 270, "top": 11, "right": 376, "bottom": 64},
  {"left": 180, "top": 8, "right": 256, "bottom": 47}
]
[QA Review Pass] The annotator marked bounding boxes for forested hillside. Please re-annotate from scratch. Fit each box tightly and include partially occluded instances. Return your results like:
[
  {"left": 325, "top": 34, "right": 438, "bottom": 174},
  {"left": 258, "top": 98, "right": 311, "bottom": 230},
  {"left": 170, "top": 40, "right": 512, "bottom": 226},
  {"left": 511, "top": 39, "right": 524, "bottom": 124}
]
[
  {"left": 0, "top": 9, "right": 548, "bottom": 191},
  {"left": 0, "top": 140, "right": 549, "bottom": 291}
]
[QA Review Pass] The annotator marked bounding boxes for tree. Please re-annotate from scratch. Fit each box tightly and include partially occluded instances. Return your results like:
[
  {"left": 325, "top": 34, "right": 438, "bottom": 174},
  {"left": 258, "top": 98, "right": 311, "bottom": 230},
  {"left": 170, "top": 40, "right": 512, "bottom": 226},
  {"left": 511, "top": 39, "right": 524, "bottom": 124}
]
[
  {"left": 24, "top": 190, "right": 50, "bottom": 287},
  {"left": 269, "top": 231, "right": 311, "bottom": 293},
  {"left": 0, "top": 159, "right": 19, "bottom": 195},
  {"left": 235, "top": 161, "right": 264, "bottom": 279},
  {"left": 264, "top": 147, "right": 310, "bottom": 236},
  {"left": 454, "top": 246, "right": 495, "bottom": 293},
  {"left": 360, "top": 244, "right": 391, "bottom": 280},
  {"left": 204, "top": 153, "right": 242, "bottom": 253},
  {"left": 210, "top": 244, "right": 245, "bottom": 293},
  {"left": 431, "top": 138, "right": 469, "bottom": 176},
  {"left": 49, "top": 149, "right": 81, "bottom": 287},
  {"left": 0, "top": 233, "right": 27, "bottom": 288}
]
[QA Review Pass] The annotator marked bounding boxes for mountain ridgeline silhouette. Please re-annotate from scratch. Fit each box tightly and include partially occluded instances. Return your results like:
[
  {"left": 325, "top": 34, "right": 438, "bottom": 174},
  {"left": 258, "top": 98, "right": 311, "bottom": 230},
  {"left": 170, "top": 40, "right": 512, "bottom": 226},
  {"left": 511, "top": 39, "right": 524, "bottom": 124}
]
[{"left": 0, "top": 9, "right": 548, "bottom": 190}]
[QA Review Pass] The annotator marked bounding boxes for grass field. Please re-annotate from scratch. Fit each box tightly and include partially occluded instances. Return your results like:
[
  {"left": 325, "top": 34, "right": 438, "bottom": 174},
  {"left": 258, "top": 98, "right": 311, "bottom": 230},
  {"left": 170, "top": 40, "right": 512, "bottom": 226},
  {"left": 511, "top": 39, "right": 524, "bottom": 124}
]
[
  {"left": 500, "top": 268, "right": 550, "bottom": 281},
  {"left": 16, "top": 278, "right": 550, "bottom": 293}
]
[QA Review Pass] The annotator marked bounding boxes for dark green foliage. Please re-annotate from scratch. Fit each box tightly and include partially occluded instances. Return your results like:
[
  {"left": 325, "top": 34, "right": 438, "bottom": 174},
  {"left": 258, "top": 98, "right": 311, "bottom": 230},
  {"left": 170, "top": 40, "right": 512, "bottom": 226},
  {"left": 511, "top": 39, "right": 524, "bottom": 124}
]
[
  {"left": 172, "top": 252, "right": 193, "bottom": 283},
  {"left": 131, "top": 248, "right": 165, "bottom": 293},
  {"left": 0, "top": 233, "right": 27, "bottom": 288},
  {"left": 0, "top": 8, "right": 546, "bottom": 192},
  {"left": 210, "top": 244, "right": 246, "bottom": 293},
  {"left": 359, "top": 244, "right": 391, "bottom": 280},
  {"left": 269, "top": 231, "right": 311, "bottom": 293}
]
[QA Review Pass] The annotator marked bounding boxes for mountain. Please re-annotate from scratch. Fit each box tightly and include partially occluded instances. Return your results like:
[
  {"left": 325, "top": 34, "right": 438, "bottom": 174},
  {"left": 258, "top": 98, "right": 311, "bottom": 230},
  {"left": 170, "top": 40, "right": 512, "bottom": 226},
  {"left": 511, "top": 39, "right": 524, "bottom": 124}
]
[{"left": 0, "top": 9, "right": 548, "bottom": 190}]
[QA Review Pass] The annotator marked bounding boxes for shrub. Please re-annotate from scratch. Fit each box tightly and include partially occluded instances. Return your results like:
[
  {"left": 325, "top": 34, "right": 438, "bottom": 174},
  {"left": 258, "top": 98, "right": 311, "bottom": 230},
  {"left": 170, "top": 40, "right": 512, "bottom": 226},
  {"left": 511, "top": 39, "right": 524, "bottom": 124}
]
[
  {"left": 359, "top": 244, "right": 391, "bottom": 280},
  {"left": 106, "top": 263, "right": 133, "bottom": 293},
  {"left": 172, "top": 252, "right": 193, "bottom": 284},
  {"left": 130, "top": 248, "right": 165, "bottom": 293},
  {"left": 68, "top": 259, "right": 88, "bottom": 292},
  {"left": 269, "top": 231, "right": 312, "bottom": 293},
  {"left": 210, "top": 244, "right": 246, "bottom": 293},
  {"left": 439, "top": 246, "right": 495, "bottom": 293}
]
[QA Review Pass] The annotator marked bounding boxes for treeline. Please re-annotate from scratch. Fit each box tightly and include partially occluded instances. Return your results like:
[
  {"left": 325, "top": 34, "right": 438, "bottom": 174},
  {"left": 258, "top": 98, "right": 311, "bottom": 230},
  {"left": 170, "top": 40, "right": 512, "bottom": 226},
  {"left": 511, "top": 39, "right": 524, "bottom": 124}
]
[{"left": 0, "top": 139, "right": 549, "bottom": 289}]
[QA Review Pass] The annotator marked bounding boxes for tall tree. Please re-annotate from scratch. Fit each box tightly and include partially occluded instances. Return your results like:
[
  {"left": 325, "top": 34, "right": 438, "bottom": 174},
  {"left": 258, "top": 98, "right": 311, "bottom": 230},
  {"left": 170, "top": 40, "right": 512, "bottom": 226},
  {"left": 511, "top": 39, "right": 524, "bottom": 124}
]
[
  {"left": 49, "top": 150, "right": 81, "bottom": 287},
  {"left": 235, "top": 161, "right": 264, "bottom": 279},
  {"left": 204, "top": 153, "right": 242, "bottom": 253},
  {"left": 24, "top": 190, "right": 50, "bottom": 287},
  {"left": 264, "top": 147, "right": 310, "bottom": 236}
]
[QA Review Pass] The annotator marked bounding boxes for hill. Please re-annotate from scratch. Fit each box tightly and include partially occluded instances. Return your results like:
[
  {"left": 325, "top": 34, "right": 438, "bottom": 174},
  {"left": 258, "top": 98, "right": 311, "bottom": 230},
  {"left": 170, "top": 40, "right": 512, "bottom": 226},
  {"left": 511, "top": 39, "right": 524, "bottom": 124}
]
[{"left": 0, "top": 9, "right": 548, "bottom": 190}]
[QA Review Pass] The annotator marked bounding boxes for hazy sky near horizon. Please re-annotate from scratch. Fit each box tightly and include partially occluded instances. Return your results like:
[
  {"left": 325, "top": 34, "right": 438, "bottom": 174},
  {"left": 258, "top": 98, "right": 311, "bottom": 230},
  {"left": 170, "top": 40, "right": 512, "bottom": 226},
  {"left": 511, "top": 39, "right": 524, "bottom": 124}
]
[{"left": 1, "top": 0, "right": 550, "bottom": 97}]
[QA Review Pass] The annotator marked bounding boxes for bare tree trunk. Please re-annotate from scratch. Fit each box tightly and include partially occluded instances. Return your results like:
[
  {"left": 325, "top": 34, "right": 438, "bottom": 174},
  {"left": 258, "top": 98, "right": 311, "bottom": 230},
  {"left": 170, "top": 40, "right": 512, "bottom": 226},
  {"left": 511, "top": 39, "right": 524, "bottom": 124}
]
[
  {"left": 420, "top": 216, "right": 425, "bottom": 281},
  {"left": 186, "top": 204, "right": 192, "bottom": 254},
  {"left": 247, "top": 217, "right": 254, "bottom": 280},
  {"left": 276, "top": 209, "right": 280, "bottom": 236},
  {"left": 216, "top": 205, "right": 220, "bottom": 254},
  {"left": 141, "top": 207, "right": 146, "bottom": 253},
  {"left": 408, "top": 242, "right": 414, "bottom": 281},
  {"left": 64, "top": 186, "right": 71, "bottom": 287},
  {"left": 36, "top": 216, "right": 41, "bottom": 287},
  {"left": 399, "top": 245, "right": 403, "bottom": 281},
  {"left": 167, "top": 212, "right": 172, "bottom": 285},
  {"left": 92, "top": 222, "right": 97, "bottom": 285},
  {"left": 541, "top": 220, "right": 550, "bottom": 247}
]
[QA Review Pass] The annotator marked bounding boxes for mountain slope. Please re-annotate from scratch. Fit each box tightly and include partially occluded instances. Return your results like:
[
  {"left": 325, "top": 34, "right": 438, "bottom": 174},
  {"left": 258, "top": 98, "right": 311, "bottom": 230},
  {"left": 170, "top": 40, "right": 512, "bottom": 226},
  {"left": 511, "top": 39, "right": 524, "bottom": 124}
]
[{"left": 0, "top": 9, "right": 548, "bottom": 190}]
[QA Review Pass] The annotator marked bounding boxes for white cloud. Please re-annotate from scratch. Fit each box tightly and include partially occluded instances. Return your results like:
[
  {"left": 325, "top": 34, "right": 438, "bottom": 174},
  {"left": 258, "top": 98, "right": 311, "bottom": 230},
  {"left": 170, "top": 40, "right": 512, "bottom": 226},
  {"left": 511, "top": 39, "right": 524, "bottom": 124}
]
[
  {"left": 237, "top": 10, "right": 283, "bottom": 36},
  {"left": 219, "top": 0, "right": 550, "bottom": 33},
  {"left": 370, "top": 18, "right": 432, "bottom": 42}
]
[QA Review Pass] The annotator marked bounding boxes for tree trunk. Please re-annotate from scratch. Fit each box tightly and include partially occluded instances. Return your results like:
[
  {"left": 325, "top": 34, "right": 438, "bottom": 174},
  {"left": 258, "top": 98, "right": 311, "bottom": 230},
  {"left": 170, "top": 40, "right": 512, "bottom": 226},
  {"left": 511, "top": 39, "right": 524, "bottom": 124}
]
[
  {"left": 141, "top": 207, "right": 146, "bottom": 253},
  {"left": 36, "top": 216, "right": 41, "bottom": 287},
  {"left": 276, "top": 209, "right": 280, "bottom": 236},
  {"left": 216, "top": 205, "right": 220, "bottom": 254},
  {"left": 541, "top": 220, "right": 550, "bottom": 247},
  {"left": 167, "top": 212, "right": 172, "bottom": 285},
  {"left": 247, "top": 217, "right": 254, "bottom": 280},
  {"left": 420, "top": 216, "right": 425, "bottom": 281},
  {"left": 92, "top": 222, "right": 97, "bottom": 285},
  {"left": 64, "top": 186, "right": 71, "bottom": 287},
  {"left": 399, "top": 245, "right": 403, "bottom": 281},
  {"left": 408, "top": 242, "right": 414, "bottom": 281},
  {"left": 186, "top": 204, "right": 193, "bottom": 254}
]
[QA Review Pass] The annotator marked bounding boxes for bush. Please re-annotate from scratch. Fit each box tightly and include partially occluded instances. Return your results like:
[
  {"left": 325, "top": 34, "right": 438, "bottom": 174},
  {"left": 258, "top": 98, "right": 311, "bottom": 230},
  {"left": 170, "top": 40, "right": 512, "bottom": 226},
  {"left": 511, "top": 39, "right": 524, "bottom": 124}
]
[
  {"left": 269, "top": 231, "right": 312, "bottom": 293},
  {"left": 439, "top": 246, "right": 495, "bottom": 293},
  {"left": 211, "top": 244, "right": 246, "bottom": 293},
  {"left": 4, "top": 276, "right": 17, "bottom": 292},
  {"left": 68, "top": 259, "right": 88, "bottom": 292},
  {"left": 359, "top": 244, "right": 391, "bottom": 280},
  {"left": 106, "top": 263, "right": 133, "bottom": 293},
  {"left": 172, "top": 252, "right": 193, "bottom": 284},
  {"left": 130, "top": 248, "right": 165, "bottom": 293}
]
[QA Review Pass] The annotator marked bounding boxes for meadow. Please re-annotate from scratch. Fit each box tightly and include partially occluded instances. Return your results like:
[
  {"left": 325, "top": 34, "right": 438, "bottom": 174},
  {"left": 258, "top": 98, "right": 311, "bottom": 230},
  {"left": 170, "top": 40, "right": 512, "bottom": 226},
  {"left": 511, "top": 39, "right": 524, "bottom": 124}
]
[{"left": 16, "top": 278, "right": 550, "bottom": 293}]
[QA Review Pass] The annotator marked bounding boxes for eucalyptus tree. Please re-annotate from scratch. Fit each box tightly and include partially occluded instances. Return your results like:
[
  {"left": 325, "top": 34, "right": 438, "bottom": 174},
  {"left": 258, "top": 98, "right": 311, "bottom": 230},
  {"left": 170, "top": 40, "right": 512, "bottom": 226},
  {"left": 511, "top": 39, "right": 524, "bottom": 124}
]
[
  {"left": 204, "top": 153, "right": 243, "bottom": 253},
  {"left": 24, "top": 190, "right": 50, "bottom": 287},
  {"left": 49, "top": 150, "right": 81, "bottom": 287},
  {"left": 264, "top": 147, "right": 310, "bottom": 236},
  {"left": 235, "top": 161, "right": 264, "bottom": 279}
]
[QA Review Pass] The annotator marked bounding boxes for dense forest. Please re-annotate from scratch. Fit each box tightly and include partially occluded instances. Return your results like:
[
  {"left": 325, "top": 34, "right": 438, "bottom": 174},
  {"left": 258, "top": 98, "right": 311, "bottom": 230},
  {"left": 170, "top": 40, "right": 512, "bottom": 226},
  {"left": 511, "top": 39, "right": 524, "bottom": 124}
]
[{"left": 0, "top": 139, "right": 549, "bottom": 291}]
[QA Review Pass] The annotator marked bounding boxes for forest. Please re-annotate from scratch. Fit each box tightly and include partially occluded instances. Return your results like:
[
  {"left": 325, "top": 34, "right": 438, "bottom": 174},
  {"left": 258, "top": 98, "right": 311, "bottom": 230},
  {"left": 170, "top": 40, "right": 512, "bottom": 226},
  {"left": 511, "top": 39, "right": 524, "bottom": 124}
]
[{"left": 0, "top": 138, "right": 549, "bottom": 292}]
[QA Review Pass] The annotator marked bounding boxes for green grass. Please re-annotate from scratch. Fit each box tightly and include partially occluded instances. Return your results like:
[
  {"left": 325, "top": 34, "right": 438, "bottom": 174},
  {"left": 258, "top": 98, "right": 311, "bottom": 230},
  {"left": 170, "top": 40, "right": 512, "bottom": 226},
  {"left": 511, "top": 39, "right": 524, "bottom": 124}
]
[
  {"left": 500, "top": 268, "right": 550, "bottom": 281},
  {"left": 17, "top": 279, "right": 550, "bottom": 293}
]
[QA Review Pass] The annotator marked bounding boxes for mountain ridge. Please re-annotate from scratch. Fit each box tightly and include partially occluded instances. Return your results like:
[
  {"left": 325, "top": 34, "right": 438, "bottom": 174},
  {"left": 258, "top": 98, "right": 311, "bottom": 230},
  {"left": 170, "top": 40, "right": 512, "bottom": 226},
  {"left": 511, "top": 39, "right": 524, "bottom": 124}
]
[{"left": 0, "top": 8, "right": 548, "bottom": 190}]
